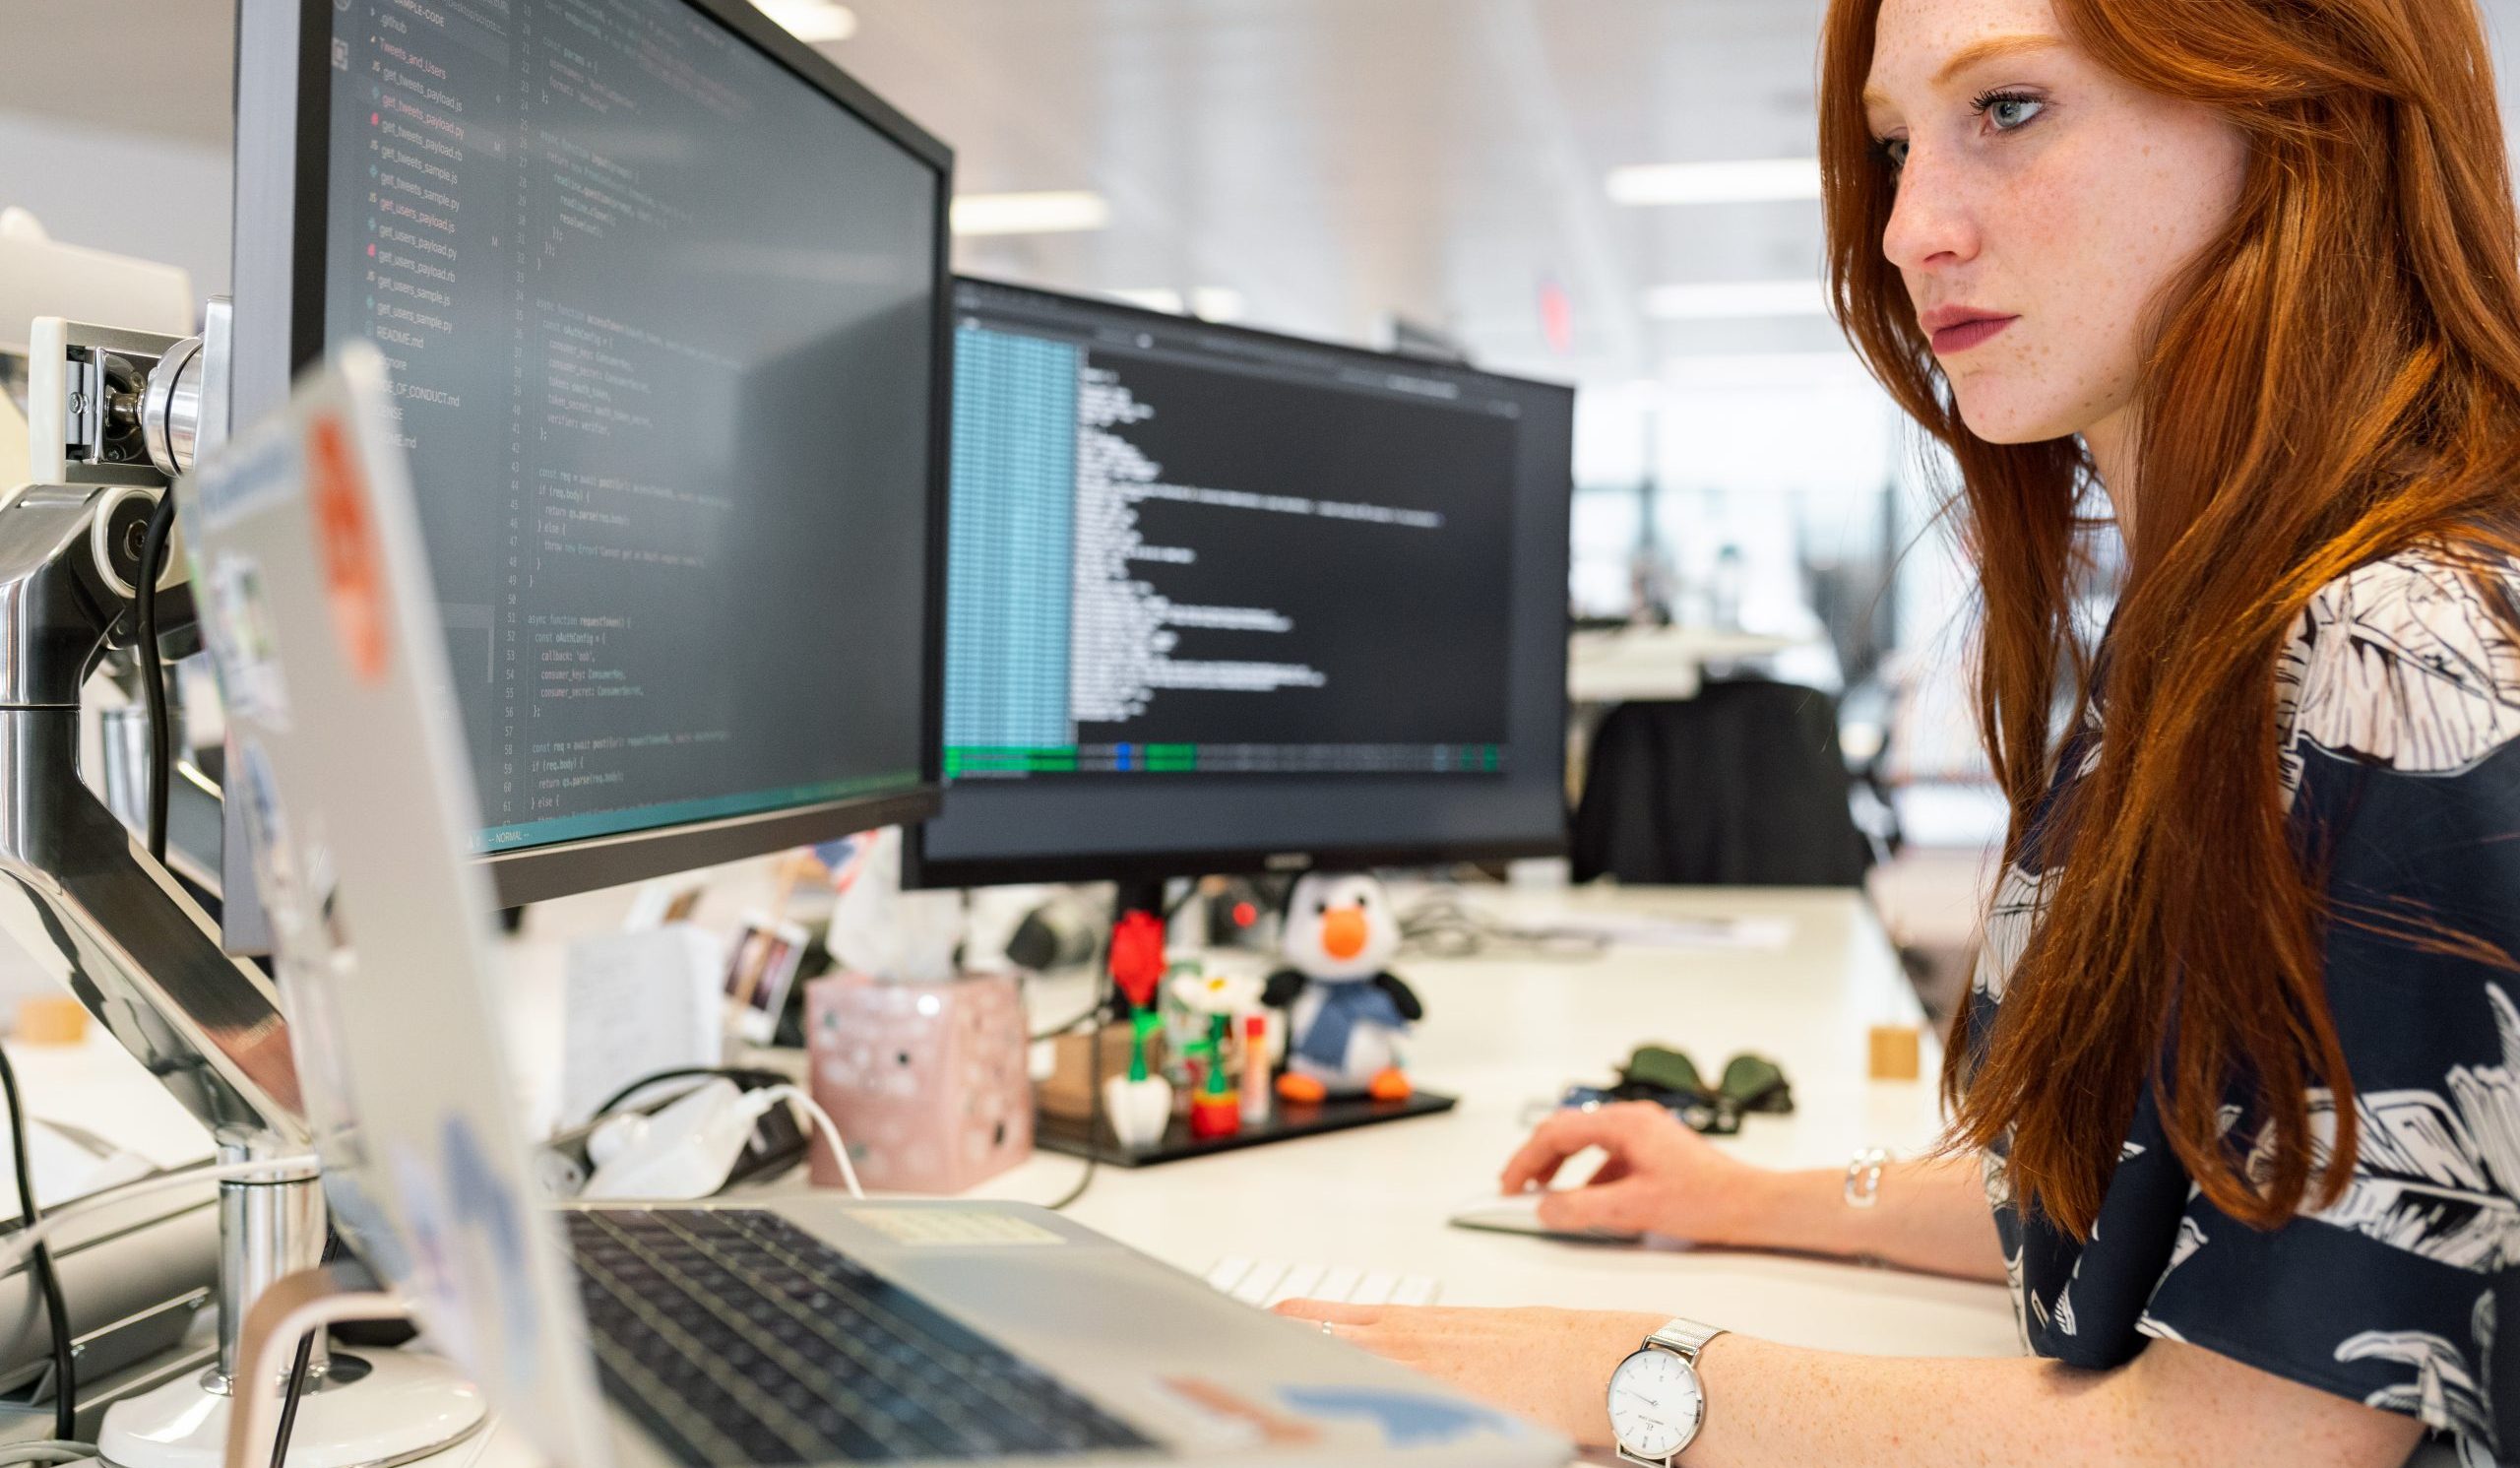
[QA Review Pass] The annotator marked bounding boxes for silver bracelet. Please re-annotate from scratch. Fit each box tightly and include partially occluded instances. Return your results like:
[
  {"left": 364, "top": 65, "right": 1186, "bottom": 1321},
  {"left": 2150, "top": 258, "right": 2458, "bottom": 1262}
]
[{"left": 1843, "top": 1146, "right": 1890, "bottom": 1209}]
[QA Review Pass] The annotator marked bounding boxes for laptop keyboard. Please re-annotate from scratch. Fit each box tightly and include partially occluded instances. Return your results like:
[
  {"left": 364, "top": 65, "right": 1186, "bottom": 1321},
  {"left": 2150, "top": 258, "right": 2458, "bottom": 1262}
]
[{"left": 566, "top": 1209, "right": 1156, "bottom": 1464}]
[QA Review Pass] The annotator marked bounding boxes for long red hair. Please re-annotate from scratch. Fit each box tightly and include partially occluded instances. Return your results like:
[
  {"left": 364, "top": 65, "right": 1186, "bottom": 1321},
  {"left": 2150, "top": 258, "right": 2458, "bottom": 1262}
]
[{"left": 1819, "top": 0, "right": 2520, "bottom": 1235}]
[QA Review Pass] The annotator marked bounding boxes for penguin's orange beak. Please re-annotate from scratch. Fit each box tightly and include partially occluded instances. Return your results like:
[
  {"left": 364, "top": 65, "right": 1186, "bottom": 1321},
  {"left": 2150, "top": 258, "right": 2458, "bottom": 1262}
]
[{"left": 1320, "top": 907, "right": 1368, "bottom": 961}]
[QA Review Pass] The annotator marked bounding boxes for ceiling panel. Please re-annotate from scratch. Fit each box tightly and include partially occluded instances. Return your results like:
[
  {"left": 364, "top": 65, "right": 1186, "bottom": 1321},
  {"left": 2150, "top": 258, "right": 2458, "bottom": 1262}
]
[
  {"left": 16, "top": 0, "right": 2520, "bottom": 393},
  {"left": 835, "top": 0, "right": 1837, "bottom": 385}
]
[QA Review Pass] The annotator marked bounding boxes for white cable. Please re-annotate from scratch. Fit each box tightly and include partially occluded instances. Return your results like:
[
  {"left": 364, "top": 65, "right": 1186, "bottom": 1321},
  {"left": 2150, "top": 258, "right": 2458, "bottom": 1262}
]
[
  {"left": 760, "top": 1086, "right": 862, "bottom": 1201},
  {"left": 0, "top": 1443, "right": 99, "bottom": 1467},
  {"left": 0, "top": 1154, "right": 321, "bottom": 1277}
]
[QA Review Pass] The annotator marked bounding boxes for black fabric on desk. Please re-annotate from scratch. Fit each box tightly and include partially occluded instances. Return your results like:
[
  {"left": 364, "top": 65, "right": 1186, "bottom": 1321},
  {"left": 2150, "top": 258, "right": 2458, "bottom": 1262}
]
[{"left": 1571, "top": 679, "right": 1872, "bottom": 887}]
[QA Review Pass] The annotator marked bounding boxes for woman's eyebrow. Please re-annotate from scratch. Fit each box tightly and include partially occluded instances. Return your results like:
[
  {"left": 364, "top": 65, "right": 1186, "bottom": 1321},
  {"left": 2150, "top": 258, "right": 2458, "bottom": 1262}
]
[
  {"left": 1862, "top": 32, "right": 2063, "bottom": 110},
  {"left": 1932, "top": 32, "right": 2062, "bottom": 86}
]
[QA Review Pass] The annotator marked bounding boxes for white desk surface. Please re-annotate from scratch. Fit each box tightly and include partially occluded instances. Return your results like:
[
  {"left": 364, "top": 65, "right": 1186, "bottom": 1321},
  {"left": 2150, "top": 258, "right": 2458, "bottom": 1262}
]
[
  {"left": 973, "top": 885, "right": 2018, "bottom": 1362},
  {"left": 1, "top": 883, "right": 2018, "bottom": 1406}
]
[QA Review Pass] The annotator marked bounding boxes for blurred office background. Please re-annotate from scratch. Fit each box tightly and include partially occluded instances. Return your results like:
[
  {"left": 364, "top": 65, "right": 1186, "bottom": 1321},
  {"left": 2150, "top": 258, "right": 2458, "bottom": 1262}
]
[{"left": 14, "top": 0, "right": 2520, "bottom": 1005}]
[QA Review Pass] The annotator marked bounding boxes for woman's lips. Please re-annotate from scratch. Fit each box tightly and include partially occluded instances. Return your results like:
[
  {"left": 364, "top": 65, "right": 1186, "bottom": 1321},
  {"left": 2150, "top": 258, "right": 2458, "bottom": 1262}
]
[{"left": 1929, "top": 315, "right": 2018, "bottom": 353}]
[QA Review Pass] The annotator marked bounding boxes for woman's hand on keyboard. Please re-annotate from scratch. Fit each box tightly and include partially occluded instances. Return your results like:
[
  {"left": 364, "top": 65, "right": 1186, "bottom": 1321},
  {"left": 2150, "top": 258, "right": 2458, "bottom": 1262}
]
[{"left": 1496, "top": 1101, "right": 1771, "bottom": 1245}]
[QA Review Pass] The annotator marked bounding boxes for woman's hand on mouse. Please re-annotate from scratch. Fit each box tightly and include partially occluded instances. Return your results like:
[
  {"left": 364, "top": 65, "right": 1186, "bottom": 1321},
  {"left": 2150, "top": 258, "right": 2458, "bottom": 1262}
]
[
  {"left": 1270, "top": 1300, "right": 1666, "bottom": 1447},
  {"left": 1497, "top": 1100, "right": 1771, "bottom": 1244}
]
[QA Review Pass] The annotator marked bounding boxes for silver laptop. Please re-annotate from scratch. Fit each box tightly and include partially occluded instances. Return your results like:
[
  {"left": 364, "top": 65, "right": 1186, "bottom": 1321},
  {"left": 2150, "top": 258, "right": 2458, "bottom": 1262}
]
[{"left": 176, "top": 343, "right": 1566, "bottom": 1468}]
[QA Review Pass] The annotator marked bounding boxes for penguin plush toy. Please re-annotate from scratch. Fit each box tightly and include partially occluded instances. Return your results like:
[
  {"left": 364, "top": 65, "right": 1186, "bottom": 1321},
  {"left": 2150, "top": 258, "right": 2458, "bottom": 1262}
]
[{"left": 1263, "top": 872, "right": 1421, "bottom": 1103}]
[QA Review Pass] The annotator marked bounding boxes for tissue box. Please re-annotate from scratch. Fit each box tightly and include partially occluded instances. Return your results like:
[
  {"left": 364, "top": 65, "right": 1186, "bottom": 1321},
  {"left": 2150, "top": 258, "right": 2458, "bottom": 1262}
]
[{"left": 804, "top": 972, "right": 1033, "bottom": 1193}]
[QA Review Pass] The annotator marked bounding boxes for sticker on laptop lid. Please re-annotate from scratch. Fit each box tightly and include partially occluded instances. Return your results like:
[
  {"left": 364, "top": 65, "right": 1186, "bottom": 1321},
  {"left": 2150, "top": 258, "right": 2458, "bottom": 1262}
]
[
  {"left": 185, "top": 426, "right": 302, "bottom": 535},
  {"left": 385, "top": 1116, "right": 558, "bottom": 1409},
  {"left": 303, "top": 408, "right": 393, "bottom": 685},
  {"left": 840, "top": 1208, "right": 1063, "bottom": 1246},
  {"left": 202, "top": 551, "right": 290, "bottom": 731},
  {"left": 1151, "top": 1378, "right": 1321, "bottom": 1449},
  {"left": 1273, "top": 1385, "right": 1529, "bottom": 1448}
]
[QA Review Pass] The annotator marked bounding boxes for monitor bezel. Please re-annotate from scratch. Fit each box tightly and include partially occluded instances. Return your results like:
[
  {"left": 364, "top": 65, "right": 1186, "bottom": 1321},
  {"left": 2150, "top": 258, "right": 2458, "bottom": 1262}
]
[
  {"left": 231, "top": 0, "right": 953, "bottom": 917},
  {"left": 903, "top": 276, "right": 1574, "bottom": 891}
]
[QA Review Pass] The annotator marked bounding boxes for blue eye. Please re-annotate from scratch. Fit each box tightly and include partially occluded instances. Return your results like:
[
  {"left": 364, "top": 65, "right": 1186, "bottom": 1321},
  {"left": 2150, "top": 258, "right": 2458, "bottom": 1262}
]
[
  {"left": 1875, "top": 136, "right": 1910, "bottom": 170},
  {"left": 1976, "top": 91, "right": 2045, "bottom": 131}
]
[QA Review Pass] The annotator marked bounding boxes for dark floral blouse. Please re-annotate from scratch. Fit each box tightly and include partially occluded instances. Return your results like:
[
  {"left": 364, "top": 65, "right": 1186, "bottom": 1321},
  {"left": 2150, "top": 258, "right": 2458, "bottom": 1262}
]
[{"left": 1971, "top": 548, "right": 2520, "bottom": 1467}]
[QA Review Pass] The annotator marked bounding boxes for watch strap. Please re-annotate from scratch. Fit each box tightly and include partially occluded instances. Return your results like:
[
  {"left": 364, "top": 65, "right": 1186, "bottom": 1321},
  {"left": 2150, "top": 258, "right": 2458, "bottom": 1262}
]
[{"left": 1647, "top": 1318, "right": 1726, "bottom": 1367}]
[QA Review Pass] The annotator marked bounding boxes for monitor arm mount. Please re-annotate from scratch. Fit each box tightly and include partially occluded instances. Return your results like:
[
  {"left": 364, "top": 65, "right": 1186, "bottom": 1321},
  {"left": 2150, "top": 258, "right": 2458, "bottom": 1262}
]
[{"left": 6, "top": 308, "right": 484, "bottom": 1463}]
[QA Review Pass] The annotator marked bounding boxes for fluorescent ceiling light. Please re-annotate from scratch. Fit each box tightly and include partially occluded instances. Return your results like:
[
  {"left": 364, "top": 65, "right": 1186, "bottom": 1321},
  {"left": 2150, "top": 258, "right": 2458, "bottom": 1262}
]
[
  {"left": 1107, "top": 287, "right": 1185, "bottom": 314},
  {"left": 1607, "top": 158, "right": 1821, "bottom": 207},
  {"left": 1642, "top": 279, "right": 1831, "bottom": 320},
  {"left": 951, "top": 191, "right": 1110, "bottom": 236},
  {"left": 754, "top": 0, "right": 856, "bottom": 42}
]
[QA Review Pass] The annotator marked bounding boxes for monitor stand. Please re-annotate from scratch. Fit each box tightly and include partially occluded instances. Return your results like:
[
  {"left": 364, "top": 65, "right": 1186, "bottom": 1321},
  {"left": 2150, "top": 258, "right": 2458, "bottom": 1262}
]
[
  {"left": 0, "top": 474, "right": 484, "bottom": 1461},
  {"left": 1057, "top": 878, "right": 1457, "bottom": 1168}
]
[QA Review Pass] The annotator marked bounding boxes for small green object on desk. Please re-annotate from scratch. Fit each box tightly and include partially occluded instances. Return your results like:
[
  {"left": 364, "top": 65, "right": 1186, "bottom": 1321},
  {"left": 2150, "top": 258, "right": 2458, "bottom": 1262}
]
[{"left": 1188, "top": 1013, "right": 1243, "bottom": 1139}]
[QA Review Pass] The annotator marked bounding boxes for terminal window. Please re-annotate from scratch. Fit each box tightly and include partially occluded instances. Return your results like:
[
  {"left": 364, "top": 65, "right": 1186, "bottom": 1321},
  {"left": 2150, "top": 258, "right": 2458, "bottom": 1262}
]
[{"left": 944, "top": 289, "right": 1520, "bottom": 781}]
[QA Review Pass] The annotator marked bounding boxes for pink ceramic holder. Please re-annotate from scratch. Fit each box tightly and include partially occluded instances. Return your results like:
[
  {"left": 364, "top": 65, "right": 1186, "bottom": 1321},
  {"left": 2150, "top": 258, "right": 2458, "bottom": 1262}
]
[{"left": 804, "top": 972, "right": 1034, "bottom": 1193}]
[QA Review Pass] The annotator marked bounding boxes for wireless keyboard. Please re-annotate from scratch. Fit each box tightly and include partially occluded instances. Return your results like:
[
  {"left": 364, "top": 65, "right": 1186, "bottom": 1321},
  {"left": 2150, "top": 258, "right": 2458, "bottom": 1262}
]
[{"left": 1202, "top": 1255, "right": 1443, "bottom": 1309}]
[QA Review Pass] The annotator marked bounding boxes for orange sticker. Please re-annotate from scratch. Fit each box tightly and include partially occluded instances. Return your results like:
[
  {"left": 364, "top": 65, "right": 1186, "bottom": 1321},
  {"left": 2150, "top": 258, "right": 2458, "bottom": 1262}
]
[{"left": 305, "top": 412, "right": 391, "bottom": 684}]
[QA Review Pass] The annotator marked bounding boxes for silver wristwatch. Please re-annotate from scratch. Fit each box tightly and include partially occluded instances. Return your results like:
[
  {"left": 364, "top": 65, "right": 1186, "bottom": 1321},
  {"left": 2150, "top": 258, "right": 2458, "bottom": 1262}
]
[{"left": 1606, "top": 1317, "right": 1725, "bottom": 1465}]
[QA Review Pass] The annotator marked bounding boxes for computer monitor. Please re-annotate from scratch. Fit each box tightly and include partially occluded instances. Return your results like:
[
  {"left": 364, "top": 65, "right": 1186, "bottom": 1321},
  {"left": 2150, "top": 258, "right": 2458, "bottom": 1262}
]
[
  {"left": 905, "top": 279, "right": 1574, "bottom": 891},
  {"left": 227, "top": 0, "right": 951, "bottom": 941}
]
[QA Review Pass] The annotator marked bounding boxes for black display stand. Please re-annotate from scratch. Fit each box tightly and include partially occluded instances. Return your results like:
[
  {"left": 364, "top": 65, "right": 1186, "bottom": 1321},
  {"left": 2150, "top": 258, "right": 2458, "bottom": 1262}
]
[{"left": 1036, "top": 1088, "right": 1457, "bottom": 1168}]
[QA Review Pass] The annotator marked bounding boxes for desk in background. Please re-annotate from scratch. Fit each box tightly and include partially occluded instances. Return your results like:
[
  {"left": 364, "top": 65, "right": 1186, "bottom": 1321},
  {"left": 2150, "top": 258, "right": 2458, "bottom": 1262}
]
[
  {"left": 1568, "top": 629, "right": 1800, "bottom": 706},
  {"left": 1565, "top": 628, "right": 1802, "bottom": 804}
]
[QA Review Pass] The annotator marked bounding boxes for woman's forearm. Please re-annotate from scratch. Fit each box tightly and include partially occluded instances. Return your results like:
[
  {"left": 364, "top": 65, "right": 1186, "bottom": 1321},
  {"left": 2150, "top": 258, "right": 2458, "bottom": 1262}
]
[
  {"left": 1713, "top": 1155, "right": 2006, "bottom": 1282},
  {"left": 1677, "top": 1334, "right": 2420, "bottom": 1468}
]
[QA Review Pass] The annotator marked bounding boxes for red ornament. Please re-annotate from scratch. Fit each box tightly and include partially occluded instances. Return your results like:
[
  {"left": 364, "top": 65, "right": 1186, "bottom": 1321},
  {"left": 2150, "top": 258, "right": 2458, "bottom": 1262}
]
[{"left": 1107, "top": 911, "right": 1166, "bottom": 1011}]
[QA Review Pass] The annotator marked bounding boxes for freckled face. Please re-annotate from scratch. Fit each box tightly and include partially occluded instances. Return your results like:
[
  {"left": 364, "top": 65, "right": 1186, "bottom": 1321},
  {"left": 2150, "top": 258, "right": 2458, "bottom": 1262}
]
[{"left": 1862, "top": 0, "right": 2249, "bottom": 446}]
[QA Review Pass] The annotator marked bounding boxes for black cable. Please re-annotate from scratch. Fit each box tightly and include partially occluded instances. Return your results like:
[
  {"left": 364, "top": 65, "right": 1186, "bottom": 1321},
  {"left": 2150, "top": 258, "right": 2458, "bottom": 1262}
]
[
  {"left": 591, "top": 1065, "right": 784, "bottom": 1121},
  {"left": 269, "top": 1231, "right": 340, "bottom": 1468},
  {"left": 1395, "top": 887, "right": 1606, "bottom": 961},
  {"left": 270, "top": 1329, "right": 315, "bottom": 1468},
  {"left": 0, "top": 1047, "right": 78, "bottom": 1438},
  {"left": 134, "top": 490, "right": 179, "bottom": 862},
  {"left": 1045, "top": 884, "right": 1213, "bottom": 1208},
  {"left": 1026, "top": 909, "right": 1118, "bottom": 1045},
  {"left": 1046, "top": 990, "right": 1105, "bottom": 1212},
  {"left": 1029, "top": 999, "right": 1105, "bottom": 1045}
]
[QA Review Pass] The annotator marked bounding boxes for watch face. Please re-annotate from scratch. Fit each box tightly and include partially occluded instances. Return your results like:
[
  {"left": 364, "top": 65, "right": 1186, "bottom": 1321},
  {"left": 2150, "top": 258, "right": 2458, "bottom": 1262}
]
[{"left": 1607, "top": 1347, "right": 1704, "bottom": 1460}]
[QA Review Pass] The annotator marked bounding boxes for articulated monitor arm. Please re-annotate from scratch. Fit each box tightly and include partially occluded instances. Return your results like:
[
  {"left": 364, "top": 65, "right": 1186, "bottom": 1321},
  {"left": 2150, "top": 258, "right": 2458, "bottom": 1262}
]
[
  {"left": 0, "top": 478, "right": 329, "bottom": 1409},
  {"left": 0, "top": 482, "right": 304, "bottom": 1147}
]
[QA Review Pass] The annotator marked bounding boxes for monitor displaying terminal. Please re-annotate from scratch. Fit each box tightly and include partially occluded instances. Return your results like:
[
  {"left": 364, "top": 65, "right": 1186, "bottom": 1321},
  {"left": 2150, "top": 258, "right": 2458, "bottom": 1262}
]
[
  {"left": 230, "top": 0, "right": 952, "bottom": 917},
  {"left": 908, "top": 279, "right": 1573, "bottom": 888}
]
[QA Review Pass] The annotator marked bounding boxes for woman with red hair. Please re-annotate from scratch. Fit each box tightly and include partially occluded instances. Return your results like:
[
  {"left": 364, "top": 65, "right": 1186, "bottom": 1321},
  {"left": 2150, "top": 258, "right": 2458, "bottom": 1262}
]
[{"left": 1281, "top": 0, "right": 2520, "bottom": 1462}]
